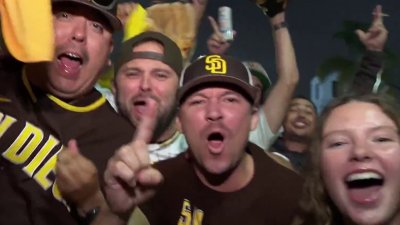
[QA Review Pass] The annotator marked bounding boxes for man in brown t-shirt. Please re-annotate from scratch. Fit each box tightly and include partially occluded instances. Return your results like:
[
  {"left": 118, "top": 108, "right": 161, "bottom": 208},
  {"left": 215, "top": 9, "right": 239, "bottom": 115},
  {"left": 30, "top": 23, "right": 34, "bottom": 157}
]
[{"left": 104, "top": 54, "right": 303, "bottom": 225}]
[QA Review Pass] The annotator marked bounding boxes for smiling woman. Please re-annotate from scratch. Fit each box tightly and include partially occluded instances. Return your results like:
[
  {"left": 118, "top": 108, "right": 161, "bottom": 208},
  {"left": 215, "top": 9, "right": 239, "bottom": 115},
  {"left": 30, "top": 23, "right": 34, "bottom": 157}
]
[{"left": 300, "top": 93, "right": 400, "bottom": 225}]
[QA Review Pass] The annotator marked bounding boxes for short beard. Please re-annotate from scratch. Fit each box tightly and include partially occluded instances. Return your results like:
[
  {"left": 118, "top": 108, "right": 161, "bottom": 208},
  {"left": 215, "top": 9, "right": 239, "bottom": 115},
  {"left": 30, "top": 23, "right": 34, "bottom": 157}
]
[
  {"left": 151, "top": 100, "right": 178, "bottom": 142},
  {"left": 115, "top": 93, "right": 178, "bottom": 143}
]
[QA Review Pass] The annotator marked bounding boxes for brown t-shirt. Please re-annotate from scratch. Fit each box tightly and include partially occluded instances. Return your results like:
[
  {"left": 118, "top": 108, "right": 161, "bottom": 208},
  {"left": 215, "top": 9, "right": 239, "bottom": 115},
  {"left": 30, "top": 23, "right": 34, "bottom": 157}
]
[{"left": 139, "top": 143, "right": 304, "bottom": 225}]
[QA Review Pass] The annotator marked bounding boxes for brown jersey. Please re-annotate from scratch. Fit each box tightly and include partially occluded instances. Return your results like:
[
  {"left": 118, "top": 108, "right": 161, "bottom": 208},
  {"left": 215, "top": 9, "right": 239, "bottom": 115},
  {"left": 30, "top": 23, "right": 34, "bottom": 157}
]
[{"left": 0, "top": 62, "right": 134, "bottom": 225}]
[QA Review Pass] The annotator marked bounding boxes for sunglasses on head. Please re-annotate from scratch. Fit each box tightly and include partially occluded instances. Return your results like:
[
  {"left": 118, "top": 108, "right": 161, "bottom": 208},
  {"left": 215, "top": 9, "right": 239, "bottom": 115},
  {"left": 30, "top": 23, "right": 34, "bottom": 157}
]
[{"left": 90, "top": 0, "right": 117, "bottom": 10}]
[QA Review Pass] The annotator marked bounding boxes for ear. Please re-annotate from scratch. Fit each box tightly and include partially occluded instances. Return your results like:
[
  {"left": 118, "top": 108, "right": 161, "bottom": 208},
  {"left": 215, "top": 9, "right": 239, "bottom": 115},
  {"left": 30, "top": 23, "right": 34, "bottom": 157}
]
[{"left": 250, "top": 107, "right": 259, "bottom": 131}]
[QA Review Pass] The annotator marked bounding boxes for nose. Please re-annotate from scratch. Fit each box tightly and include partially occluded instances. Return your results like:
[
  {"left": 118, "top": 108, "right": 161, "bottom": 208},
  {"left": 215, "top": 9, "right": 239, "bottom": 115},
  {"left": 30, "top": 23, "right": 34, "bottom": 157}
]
[
  {"left": 71, "top": 18, "right": 87, "bottom": 43},
  {"left": 297, "top": 109, "right": 308, "bottom": 117},
  {"left": 205, "top": 100, "right": 222, "bottom": 122},
  {"left": 350, "top": 141, "right": 373, "bottom": 162},
  {"left": 139, "top": 75, "right": 151, "bottom": 92}
]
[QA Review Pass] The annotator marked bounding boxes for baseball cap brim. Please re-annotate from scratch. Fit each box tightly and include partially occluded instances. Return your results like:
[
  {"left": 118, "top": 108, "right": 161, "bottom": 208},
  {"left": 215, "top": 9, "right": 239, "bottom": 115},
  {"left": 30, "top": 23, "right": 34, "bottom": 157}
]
[
  {"left": 115, "top": 31, "right": 183, "bottom": 75},
  {"left": 178, "top": 75, "right": 259, "bottom": 105},
  {"left": 52, "top": 0, "right": 121, "bottom": 31},
  {"left": 250, "top": 69, "right": 271, "bottom": 93}
]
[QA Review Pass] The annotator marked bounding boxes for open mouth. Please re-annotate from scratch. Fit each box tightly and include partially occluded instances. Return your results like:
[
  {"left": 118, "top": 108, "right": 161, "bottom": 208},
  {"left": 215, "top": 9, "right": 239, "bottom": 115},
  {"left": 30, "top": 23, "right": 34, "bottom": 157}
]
[
  {"left": 293, "top": 117, "right": 308, "bottom": 128},
  {"left": 57, "top": 52, "right": 83, "bottom": 76},
  {"left": 133, "top": 100, "right": 147, "bottom": 107},
  {"left": 346, "top": 172, "right": 384, "bottom": 189},
  {"left": 208, "top": 132, "right": 224, "bottom": 142},
  {"left": 132, "top": 98, "right": 152, "bottom": 116},
  {"left": 345, "top": 172, "right": 384, "bottom": 204},
  {"left": 58, "top": 52, "right": 83, "bottom": 65},
  {"left": 207, "top": 132, "right": 225, "bottom": 154}
]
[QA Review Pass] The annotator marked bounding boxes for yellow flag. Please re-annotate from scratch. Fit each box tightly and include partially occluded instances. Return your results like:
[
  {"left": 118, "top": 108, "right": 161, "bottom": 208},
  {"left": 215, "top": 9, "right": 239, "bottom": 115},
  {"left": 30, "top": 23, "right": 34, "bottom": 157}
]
[
  {"left": 123, "top": 4, "right": 149, "bottom": 41},
  {"left": 0, "top": 0, "right": 54, "bottom": 62}
]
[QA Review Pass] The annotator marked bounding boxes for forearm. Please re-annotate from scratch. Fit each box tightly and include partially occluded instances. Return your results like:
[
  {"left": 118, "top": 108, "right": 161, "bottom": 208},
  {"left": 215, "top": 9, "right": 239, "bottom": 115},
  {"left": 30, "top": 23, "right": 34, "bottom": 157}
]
[
  {"left": 351, "top": 50, "right": 384, "bottom": 95},
  {"left": 263, "top": 12, "right": 299, "bottom": 133},
  {"left": 270, "top": 13, "right": 299, "bottom": 88}
]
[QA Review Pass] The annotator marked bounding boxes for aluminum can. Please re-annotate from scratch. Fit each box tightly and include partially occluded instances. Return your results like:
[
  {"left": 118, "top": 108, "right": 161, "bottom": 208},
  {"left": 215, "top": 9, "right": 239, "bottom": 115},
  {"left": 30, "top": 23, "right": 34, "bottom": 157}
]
[{"left": 218, "top": 6, "right": 234, "bottom": 41}]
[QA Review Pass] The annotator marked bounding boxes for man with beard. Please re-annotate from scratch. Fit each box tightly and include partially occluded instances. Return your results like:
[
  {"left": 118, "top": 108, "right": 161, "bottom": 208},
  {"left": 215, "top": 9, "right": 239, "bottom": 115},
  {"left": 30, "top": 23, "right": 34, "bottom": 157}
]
[
  {"left": 111, "top": 0, "right": 299, "bottom": 164},
  {"left": 0, "top": 0, "right": 134, "bottom": 224},
  {"left": 104, "top": 54, "right": 303, "bottom": 225},
  {"left": 271, "top": 96, "right": 317, "bottom": 173},
  {"left": 112, "top": 31, "right": 185, "bottom": 163}
]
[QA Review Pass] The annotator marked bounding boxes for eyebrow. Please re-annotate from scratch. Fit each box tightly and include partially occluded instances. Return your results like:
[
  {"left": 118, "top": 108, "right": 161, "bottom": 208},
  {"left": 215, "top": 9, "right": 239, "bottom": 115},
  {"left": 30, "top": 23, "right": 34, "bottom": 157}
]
[
  {"left": 322, "top": 125, "right": 399, "bottom": 139},
  {"left": 189, "top": 89, "right": 240, "bottom": 99}
]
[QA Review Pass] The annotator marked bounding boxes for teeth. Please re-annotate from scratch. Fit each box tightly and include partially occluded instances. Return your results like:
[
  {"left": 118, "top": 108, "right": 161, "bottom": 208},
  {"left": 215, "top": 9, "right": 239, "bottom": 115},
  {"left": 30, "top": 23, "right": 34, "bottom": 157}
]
[
  {"left": 346, "top": 172, "right": 382, "bottom": 182},
  {"left": 66, "top": 53, "right": 80, "bottom": 59},
  {"left": 295, "top": 121, "right": 305, "bottom": 126}
]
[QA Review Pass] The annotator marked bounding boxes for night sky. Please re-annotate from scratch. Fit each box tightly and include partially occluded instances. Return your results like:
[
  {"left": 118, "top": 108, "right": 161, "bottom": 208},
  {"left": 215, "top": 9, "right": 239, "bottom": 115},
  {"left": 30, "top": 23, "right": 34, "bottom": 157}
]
[
  {"left": 194, "top": 0, "right": 400, "bottom": 97},
  {"left": 127, "top": 0, "right": 400, "bottom": 97}
]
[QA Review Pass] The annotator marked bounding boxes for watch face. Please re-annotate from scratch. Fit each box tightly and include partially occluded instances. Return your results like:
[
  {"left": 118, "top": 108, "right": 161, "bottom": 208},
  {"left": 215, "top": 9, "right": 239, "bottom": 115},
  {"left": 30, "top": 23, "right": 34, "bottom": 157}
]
[
  {"left": 83, "top": 207, "right": 100, "bottom": 224},
  {"left": 71, "top": 206, "right": 100, "bottom": 224}
]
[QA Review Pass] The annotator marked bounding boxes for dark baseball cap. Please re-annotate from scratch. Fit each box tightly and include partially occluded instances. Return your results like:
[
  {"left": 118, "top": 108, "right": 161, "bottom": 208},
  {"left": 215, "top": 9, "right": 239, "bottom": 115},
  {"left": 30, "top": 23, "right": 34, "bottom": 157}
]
[
  {"left": 178, "top": 54, "right": 259, "bottom": 105},
  {"left": 115, "top": 31, "right": 183, "bottom": 75},
  {"left": 52, "top": 0, "right": 121, "bottom": 31}
]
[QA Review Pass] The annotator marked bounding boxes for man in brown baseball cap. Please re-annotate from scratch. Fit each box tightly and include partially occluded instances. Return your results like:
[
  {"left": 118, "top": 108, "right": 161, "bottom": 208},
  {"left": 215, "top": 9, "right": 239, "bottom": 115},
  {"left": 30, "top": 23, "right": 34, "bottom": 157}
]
[
  {"left": 104, "top": 54, "right": 303, "bottom": 225},
  {"left": 0, "top": 0, "right": 135, "bottom": 225}
]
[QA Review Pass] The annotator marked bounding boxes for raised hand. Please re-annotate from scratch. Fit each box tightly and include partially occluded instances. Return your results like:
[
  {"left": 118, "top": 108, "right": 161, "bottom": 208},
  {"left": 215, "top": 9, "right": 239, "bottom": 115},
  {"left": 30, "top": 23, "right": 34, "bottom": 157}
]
[
  {"left": 104, "top": 99, "right": 163, "bottom": 219},
  {"left": 206, "top": 16, "right": 236, "bottom": 54},
  {"left": 192, "top": 0, "right": 208, "bottom": 27},
  {"left": 253, "top": 0, "right": 288, "bottom": 18},
  {"left": 56, "top": 140, "right": 103, "bottom": 212},
  {"left": 116, "top": 2, "right": 138, "bottom": 27},
  {"left": 355, "top": 5, "right": 388, "bottom": 52}
]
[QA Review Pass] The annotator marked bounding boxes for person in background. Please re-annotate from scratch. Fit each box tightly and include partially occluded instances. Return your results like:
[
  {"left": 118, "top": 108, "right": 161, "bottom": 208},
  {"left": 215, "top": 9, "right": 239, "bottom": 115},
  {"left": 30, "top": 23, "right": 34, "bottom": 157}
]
[
  {"left": 207, "top": 0, "right": 299, "bottom": 150},
  {"left": 270, "top": 4, "right": 388, "bottom": 173},
  {"left": 351, "top": 4, "right": 387, "bottom": 94},
  {"left": 113, "top": 31, "right": 186, "bottom": 163},
  {"left": 270, "top": 96, "right": 317, "bottom": 173}
]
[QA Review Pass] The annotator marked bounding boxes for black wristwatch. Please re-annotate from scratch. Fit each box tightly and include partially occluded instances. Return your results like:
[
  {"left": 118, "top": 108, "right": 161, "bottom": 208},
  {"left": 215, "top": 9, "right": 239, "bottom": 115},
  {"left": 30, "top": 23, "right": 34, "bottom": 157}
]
[{"left": 71, "top": 206, "right": 100, "bottom": 225}]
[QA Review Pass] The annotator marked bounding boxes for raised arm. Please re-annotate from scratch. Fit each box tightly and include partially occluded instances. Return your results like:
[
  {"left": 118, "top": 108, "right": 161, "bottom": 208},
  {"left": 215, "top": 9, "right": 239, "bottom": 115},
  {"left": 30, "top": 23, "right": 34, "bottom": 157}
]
[
  {"left": 351, "top": 4, "right": 387, "bottom": 94},
  {"left": 259, "top": 3, "right": 299, "bottom": 134}
]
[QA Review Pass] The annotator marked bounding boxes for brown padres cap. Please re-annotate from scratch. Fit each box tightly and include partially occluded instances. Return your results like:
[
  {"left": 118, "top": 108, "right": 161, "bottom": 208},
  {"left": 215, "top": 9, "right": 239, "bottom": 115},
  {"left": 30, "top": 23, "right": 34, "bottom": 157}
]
[
  {"left": 178, "top": 54, "right": 259, "bottom": 104},
  {"left": 115, "top": 31, "right": 183, "bottom": 76},
  {"left": 52, "top": 0, "right": 121, "bottom": 31}
]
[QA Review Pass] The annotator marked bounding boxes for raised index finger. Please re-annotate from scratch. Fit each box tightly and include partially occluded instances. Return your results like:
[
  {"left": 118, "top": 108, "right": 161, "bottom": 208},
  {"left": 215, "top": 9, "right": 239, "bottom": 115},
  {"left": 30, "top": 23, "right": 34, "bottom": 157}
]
[
  {"left": 208, "top": 16, "right": 223, "bottom": 36},
  {"left": 372, "top": 5, "right": 384, "bottom": 26},
  {"left": 131, "top": 98, "right": 158, "bottom": 166},
  {"left": 133, "top": 98, "right": 158, "bottom": 143}
]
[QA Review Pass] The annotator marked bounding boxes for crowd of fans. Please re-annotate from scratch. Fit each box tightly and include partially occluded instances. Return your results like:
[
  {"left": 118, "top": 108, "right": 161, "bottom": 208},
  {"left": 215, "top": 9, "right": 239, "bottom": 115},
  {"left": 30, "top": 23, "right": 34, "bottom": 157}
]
[{"left": 0, "top": 0, "right": 396, "bottom": 225}]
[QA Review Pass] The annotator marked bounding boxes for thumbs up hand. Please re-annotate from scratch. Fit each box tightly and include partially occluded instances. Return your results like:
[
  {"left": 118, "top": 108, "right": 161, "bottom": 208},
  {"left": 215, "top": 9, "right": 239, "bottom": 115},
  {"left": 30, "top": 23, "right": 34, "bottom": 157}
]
[{"left": 56, "top": 140, "right": 104, "bottom": 213}]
